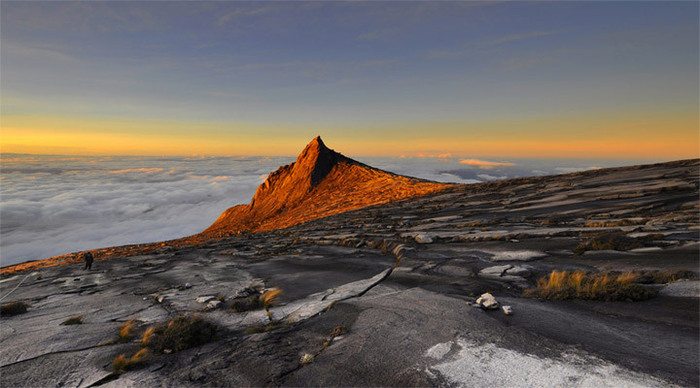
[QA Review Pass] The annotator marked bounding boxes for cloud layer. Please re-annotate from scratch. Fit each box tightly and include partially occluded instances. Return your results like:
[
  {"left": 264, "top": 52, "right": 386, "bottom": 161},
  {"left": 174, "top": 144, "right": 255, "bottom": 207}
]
[{"left": 0, "top": 155, "right": 291, "bottom": 265}]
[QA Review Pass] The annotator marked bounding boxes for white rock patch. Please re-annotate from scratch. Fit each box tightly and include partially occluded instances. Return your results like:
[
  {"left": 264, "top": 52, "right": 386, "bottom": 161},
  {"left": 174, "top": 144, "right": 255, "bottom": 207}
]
[
  {"left": 487, "top": 250, "right": 547, "bottom": 261},
  {"left": 425, "top": 339, "right": 672, "bottom": 387}
]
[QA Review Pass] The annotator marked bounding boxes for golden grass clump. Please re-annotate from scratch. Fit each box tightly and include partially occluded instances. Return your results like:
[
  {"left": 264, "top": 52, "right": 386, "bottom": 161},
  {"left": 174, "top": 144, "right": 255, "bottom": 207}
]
[
  {"left": 524, "top": 270, "right": 656, "bottom": 301},
  {"left": 141, "top": 326, "right": 155, "bottom": 347},
  {"left": 130, "top": 348, "right": 149, "bottom": 363},
  {"left": 616, "top": 272, "right": 638, "bottom": 285},
  {"left": 261, "top": 288, "right": 283, "bottom": 322},
  {"left": 119, "top": 320, "right": 136, "bottom": 341}
]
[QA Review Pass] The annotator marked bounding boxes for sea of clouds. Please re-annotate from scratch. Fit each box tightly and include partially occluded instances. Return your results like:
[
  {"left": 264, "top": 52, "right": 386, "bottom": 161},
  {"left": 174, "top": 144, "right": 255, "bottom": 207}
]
[{"left": 0, "top": 154, "right": 641, "bottom": 265}]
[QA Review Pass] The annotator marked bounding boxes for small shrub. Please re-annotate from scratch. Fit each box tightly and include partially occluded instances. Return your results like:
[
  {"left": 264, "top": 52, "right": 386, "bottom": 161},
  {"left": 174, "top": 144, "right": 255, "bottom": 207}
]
[
  {"left": 119, "top": 320, "right": 136, "bottom": 341},
  {"left": 523, "top": 270, "right": 657, "bottom": 301},
  {"left": 229, "top": 295, "right": 263, "bottom": 312},
  {"left": 61, "top": 316, "right": 83, "bottom": 325},
  {"left": 1, "top": 301, "right": 28, "bottom": 316},
  {"left": 150, "top": 315, "right": 218, "bottom": 353}
]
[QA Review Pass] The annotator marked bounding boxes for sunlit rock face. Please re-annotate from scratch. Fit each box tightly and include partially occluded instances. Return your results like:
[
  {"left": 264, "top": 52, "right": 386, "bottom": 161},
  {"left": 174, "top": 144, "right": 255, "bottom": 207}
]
[{"left": 202, "top": 136, "right": 451, "bottom": 236}]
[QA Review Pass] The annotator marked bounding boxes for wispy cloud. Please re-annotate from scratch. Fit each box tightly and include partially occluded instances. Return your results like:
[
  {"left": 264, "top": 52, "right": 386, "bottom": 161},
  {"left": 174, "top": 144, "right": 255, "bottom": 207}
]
[
  {"left": 459, "top": 158, "right": 515, "bottom": 169},
  {"left": 2, "top": 43, "right": 79, "bottom": 63},
  {"left": 216, "top": 6, "right": 275, "bottom": 26}
]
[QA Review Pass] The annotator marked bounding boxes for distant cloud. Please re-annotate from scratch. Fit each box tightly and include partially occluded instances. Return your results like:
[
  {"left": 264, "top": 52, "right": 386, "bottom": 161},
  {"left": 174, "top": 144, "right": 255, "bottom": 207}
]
[
  {"left": 477, "top": 173, "right": 507, "bottom": 181},
  {"left": 459, "top": 158, "right": 515, "bottom": 169}
]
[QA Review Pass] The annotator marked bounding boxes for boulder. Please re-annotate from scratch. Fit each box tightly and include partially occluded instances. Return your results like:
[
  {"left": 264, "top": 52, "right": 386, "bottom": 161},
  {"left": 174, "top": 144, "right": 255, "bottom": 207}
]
[
  {"left": 475, "top": 293, "right": 499, "bottom": 310},
  {"left": 502, "top": 305, "right": 513, "bottom": 315}
]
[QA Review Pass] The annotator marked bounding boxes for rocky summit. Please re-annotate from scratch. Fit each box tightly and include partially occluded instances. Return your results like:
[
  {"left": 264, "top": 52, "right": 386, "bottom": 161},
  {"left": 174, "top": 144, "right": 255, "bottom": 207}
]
[{"left": 1, "top": 140, "right": 699, "bottom": 387}]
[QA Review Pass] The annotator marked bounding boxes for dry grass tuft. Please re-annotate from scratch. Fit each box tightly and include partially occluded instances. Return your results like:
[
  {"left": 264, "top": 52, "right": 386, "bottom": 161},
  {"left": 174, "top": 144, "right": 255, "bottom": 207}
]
[
  {"left": 260, "top": 288, "right": 283, "bottom": 307},
  {"left": 616, "top": 272, "right": 638, "bottom": 285},
  {"left": 129, "top": 348, "right": 149, "bottom": 363},
  {"left": 61, "top": 316, "right": 83, "bottom": 325},
  {"left": 119, "top": 320, "right": 136, "bottom": 341},
  {"left": 300, "top": 353, "right": 314, "bottom": 365},
  {"left": 261, "top": 288, "right": 283, "bottom": 322},
  {"left": 141, "top": 326, "right": 155, "bottom": 347},
  {"left": 323, "top": 325, "right": 347, "bottom": 348},
  {"left": 628, "top": 269, "right": 696, "bottom": 284},
  {"left": 112, "top": 354, "right": 129, "bottom": 373},
  {"left": 112, "top": 349, "right": 150, "bottom": 373},
  {"left": 524, "top": 270, "right": 657, "bottom": 301},
  {"left": 1, "top": 301, "right": 29, "bottom": 316}
]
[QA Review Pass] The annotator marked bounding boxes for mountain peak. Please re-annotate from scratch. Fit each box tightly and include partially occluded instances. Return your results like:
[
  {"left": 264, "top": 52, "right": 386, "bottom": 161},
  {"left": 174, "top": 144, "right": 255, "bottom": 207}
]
[
  {"left": 202, "top": 137, "right": 450, "bottom": 236},
  {"left": 295, "top": 136, "right": 344, "bottom": 187}
]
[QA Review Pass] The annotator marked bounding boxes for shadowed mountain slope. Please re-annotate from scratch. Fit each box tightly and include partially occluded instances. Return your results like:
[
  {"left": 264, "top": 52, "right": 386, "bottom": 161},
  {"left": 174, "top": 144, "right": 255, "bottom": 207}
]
[{"left": 201, "top": 136, "right": 451, "bottom": 237}]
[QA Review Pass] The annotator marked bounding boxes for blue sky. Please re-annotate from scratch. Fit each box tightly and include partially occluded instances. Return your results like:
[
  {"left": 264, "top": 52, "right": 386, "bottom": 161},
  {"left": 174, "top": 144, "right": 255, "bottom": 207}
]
[{"left": 1, "top": 1, "right": 698, "bottom": 158}]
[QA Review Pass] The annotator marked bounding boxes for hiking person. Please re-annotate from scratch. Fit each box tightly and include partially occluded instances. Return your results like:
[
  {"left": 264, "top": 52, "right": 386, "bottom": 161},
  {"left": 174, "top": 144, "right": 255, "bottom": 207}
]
[{"left": 83, "top": 251, "right": 94, "bottom": 270}]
